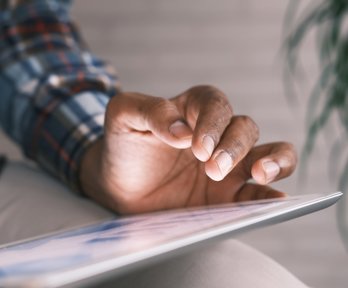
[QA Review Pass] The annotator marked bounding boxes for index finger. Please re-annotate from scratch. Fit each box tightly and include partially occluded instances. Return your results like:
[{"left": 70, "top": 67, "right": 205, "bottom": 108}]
[
  {"left": 204, "top": 115, "right": 259, "bottom": 181},
  {"left": 174, "top": 85, "right": 234, "bottom": 161}
]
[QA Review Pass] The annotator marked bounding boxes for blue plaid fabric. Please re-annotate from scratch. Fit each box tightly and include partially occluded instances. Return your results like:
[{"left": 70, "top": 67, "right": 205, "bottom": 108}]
[{"left": 0, "top": 0, "right": 120, "bottom": 192}]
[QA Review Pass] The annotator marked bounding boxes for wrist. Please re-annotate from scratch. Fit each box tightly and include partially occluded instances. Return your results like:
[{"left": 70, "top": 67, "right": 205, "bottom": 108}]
[{"left": 79, "top": 138, "right": 116, "bottom": 211}]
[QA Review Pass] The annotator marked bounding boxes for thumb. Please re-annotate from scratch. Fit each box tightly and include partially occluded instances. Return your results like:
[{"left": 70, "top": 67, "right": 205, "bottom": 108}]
[{"left": 105, "top": 92, "right": 192, "bottom": 149}]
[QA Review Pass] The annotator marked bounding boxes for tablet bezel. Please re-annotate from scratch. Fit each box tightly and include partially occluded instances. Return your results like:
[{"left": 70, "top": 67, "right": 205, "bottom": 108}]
[{"left": 0, "top": 192, "right": 342, "bottom": 288}]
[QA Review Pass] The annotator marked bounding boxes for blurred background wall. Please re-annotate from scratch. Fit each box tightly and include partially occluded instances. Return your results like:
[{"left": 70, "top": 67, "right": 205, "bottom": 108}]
[{"left": 0, "top": 0, "right": 347, "bottom": 287}]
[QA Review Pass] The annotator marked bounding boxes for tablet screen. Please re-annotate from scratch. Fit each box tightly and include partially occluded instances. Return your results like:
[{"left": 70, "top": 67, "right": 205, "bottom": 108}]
[{"left": 0, "top": 193, "right": 341, "bottom": 287}]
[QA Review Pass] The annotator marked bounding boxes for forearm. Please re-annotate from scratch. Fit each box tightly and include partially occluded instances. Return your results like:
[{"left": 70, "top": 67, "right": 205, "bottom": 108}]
[{"left": 0, "top": 0, "right": 120, "bottom": 191}]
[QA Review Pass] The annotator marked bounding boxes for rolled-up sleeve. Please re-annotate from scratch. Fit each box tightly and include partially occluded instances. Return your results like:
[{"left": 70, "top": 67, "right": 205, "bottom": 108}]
[{"left": 0, "top": 0, "right": 120, "bottom": 191}]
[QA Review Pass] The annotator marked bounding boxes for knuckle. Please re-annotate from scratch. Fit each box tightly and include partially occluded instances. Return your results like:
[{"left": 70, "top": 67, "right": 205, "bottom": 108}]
[
  {"left": 149, "top": 97, "right": 171, "bottom": 112},
  {"left": 190, "top": 85, "right": 231, "bottom": 109},
  {"left": 284, "top": 142, "right": 296, "bottom": 154},
  {"left": 183, "top": 85, "right": 234, "bottom": 124},
  {"left": 277, "top": 141, "right": 297, "bottom": 157},
  {"left": 145, "top": 97, "right": 171, "bottom": 114},
  {"left": 147, "top": 97, "right": 172, "bottom": 116},
  {"left": 208, "top": 114, "right": 229, "bottom": 132},
  {"left": 105, "top": 93, "right": 128, "bottom": 127},
  {"left": 281, "top": 141, "right": 298, "bottom": 166},
  {"left": 226, "top": 138, "right": 246, "bottom": 161},
  {"left": 190, "top": 84, "right": 220, "bottom": 94},
  {"left": 105, "top": 92, "right": 148, "bottom": 131},
  {"left": 210, "top": 94, "right": 232, "bottom": 115},
  {"left": 236, "top": 115, "right": 259, "bottom": 141},
  {"left": 106, "top": 92, "right": 132, "bottom": 113},
  {"left": 106, "top": 93, "right": 122, "bottom": 114},
  {"left": 145, "top": 97, "right": 179, "bottom": 126}
]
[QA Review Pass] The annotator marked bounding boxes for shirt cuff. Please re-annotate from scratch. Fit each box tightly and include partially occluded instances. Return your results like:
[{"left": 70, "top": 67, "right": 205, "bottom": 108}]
[{"left": 31, "top": 90, "right": 110, "bottom": 193}]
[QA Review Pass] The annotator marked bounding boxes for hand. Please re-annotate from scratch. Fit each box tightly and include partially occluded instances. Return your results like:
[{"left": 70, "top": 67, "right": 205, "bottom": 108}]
[{"left": 80, "top": 85, "right": 297, "bottom": 214}]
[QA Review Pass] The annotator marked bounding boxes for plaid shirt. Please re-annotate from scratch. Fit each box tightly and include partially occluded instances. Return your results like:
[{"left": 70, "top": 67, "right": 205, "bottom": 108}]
[{"left": 0, "top": 0, "right": 120, "bottom": 191}]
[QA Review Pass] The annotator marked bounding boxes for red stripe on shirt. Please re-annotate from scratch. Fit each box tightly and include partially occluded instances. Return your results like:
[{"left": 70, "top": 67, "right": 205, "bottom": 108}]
[{"left": 42, "top": 130, "right": 77, "bottom": 169}]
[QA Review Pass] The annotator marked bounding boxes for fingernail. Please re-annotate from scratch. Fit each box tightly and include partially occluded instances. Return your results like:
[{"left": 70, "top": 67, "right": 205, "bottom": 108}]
[
  {"left": 169, "top": 120, "right": 192, "bottom": 139},
  {"left": 262, "top": 161, "right": 280, "bottom": 183},
  {"left": 202, "top": 136, "right": 215, "bottom": 157},
  {"left": 215, "top": 151, "right": 233, "bottom": 177}
]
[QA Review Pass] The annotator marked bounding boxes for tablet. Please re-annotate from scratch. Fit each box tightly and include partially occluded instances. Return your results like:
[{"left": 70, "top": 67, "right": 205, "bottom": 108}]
[{"left": 0, "top": 192, "right": 342, "bottom": 288}]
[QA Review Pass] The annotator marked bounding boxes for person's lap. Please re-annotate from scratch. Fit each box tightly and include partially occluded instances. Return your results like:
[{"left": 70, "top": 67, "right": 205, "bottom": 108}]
[{"left": 0, "top": 160, "right": 308, "bottom": 288}]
